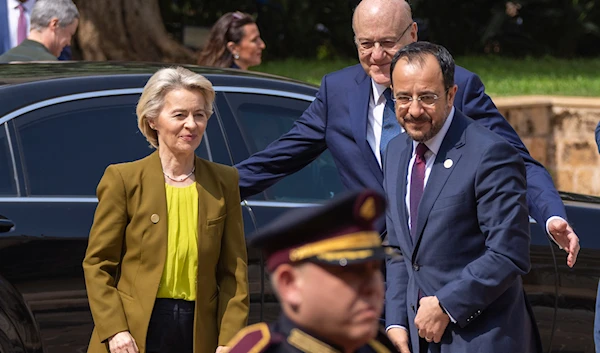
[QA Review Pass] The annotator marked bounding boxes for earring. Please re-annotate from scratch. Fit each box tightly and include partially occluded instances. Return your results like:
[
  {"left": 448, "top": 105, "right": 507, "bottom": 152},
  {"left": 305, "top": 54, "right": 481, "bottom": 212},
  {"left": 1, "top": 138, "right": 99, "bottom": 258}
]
[{"left": 233, "top": 53, "right": 240, "bottom": 60}]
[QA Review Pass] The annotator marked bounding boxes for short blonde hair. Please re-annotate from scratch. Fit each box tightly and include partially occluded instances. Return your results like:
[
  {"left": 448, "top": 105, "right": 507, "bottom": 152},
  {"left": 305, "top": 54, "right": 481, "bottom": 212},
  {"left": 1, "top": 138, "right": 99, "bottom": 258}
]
[{"left": 137, "top": 67, "right": 215, "bottom": 149}]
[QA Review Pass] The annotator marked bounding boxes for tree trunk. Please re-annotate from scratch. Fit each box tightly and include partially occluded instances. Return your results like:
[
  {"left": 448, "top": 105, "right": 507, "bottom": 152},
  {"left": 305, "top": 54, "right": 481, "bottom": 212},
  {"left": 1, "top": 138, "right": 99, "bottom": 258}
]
[{"left": 73, "top": 0, "right": 195, "bottom": 63}]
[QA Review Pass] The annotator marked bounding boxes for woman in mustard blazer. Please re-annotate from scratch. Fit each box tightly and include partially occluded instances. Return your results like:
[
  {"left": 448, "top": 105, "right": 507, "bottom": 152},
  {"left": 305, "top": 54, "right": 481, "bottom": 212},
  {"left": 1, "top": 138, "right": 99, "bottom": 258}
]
[{"left": 83, "top": 67, "right": 249, "bottom": 353}]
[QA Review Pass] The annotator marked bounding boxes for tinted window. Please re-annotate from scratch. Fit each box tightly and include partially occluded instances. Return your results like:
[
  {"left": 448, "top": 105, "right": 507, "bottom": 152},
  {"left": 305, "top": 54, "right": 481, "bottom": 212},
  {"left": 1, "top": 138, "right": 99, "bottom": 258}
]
[
  {"left": 0, "top": 124, "right": 17, "bottom": 195},
  {"left": 228, "top": 93, "right": 343, "bottom": 202},
  {"left": 14, "top": 95, "right": 209, "bottom": 196}
]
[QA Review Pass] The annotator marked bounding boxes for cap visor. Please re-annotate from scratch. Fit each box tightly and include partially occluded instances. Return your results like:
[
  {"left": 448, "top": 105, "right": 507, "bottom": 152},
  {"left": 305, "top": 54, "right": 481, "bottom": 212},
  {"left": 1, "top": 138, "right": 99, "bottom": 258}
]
[{"left": 307, "top": 247, "right": 390, "bottom": 267}]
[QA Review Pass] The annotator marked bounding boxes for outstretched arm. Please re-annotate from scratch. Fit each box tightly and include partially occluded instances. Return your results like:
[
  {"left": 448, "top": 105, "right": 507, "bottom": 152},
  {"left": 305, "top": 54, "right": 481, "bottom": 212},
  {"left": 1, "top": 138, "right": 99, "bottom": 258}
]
[
  {"left": 455, "top": 68, "right": 579, "bottom": 266},
  {"left": 235, "top": 76, "right": 330, "bottom": 199}
]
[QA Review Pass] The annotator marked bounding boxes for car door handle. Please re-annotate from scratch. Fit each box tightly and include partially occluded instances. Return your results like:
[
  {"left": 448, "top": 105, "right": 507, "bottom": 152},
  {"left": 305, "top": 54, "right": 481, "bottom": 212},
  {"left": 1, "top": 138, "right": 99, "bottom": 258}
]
[{"left": 0, "top": 218, "right": 15, "bottom": 233}]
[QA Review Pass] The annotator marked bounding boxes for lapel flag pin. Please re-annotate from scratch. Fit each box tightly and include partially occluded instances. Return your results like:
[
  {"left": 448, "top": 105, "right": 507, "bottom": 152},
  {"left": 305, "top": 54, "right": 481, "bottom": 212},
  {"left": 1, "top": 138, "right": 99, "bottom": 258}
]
[{"left": 444, "top": 159, "right": 453, "bottom": 169}]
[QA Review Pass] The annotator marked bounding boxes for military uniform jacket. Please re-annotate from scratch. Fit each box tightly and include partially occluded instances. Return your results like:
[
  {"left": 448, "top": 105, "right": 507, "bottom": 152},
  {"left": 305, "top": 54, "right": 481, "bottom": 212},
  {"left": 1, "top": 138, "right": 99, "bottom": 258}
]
[{"left": 228, "top": 315, "right": 394, "bottom": 353}]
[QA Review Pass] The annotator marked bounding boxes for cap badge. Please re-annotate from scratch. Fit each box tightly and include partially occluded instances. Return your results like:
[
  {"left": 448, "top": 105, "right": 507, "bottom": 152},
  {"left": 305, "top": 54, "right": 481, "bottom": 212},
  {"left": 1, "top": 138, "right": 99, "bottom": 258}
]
[{"left": 359, "top": 197, "right": 376, "bottom": 221}]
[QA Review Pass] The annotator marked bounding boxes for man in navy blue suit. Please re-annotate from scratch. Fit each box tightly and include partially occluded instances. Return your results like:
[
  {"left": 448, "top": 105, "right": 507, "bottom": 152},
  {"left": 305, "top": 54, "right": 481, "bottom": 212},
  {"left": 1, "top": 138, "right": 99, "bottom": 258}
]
[
  {"left": 383, "top": 41, "right": 539, "bottom": 353},
  {"left": 235, "top": 0, "right": 579, "bottom": 267}
]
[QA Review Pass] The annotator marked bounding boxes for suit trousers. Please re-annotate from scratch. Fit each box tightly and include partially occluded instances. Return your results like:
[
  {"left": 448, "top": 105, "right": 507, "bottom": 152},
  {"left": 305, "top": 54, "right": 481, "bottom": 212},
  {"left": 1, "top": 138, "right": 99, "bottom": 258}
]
[{"left": 146, "top": 298, "right": 195, "bottom": 353}]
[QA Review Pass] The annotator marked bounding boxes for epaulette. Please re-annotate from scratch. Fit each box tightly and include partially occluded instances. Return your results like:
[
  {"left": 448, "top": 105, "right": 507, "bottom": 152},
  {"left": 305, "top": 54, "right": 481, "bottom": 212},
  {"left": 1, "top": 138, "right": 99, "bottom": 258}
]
[{"left": 228, "top": 323, "right": 275, "bottom": 353}]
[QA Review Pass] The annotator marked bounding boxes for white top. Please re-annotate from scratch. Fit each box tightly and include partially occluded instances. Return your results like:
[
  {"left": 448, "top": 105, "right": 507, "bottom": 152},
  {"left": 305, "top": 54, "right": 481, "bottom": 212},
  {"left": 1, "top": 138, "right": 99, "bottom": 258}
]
[{"left": 7, "top": 0, "right": 35, "bottom": 49}]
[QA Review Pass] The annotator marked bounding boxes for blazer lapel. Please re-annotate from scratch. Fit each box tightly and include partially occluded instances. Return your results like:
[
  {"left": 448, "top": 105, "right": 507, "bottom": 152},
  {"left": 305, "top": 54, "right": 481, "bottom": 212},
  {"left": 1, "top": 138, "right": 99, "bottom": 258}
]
[
  {"left": 394, "top": 136, "right": 413, "bottom": 249},
  {"left": 193, "top": 157, "right": 211, "bottom": 252},
  {"left": 141, "top": 151, "right": 169, "bottom": 270},
  {"left": 349, "top": 69, "right": 383, "bottom": 184},
  {"left": 412, "top": 114, "right": 468, "bottom": 258},
  {"left": 0, "top": 0, "right": 9, "bottom": 53}
]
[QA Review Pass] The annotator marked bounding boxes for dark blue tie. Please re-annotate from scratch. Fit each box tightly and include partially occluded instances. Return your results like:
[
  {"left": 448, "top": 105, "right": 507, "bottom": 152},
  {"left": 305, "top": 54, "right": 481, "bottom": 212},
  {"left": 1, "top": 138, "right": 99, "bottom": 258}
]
[{"left": 380, "top": 88, "right": 400, "bottom": 159}]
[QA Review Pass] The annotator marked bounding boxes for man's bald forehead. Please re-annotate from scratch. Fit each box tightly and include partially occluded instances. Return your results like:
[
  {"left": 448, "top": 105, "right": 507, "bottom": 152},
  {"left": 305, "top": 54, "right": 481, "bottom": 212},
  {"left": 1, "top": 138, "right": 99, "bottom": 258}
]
[{"left": 352, "top": 0, "right": 413, "bottom": 32}]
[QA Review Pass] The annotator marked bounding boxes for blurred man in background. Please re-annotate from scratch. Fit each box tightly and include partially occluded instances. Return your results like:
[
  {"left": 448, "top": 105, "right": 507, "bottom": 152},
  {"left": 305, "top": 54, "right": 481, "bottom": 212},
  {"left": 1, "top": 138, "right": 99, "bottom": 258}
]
[{"left": 0, "top": 0, "right": 78, "bottom": 63}]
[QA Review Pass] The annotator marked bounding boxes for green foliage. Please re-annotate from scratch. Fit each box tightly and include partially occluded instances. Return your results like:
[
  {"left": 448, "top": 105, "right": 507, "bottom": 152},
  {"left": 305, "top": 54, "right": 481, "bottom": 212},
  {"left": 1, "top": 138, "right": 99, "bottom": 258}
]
[
  {"left": 254, "top": 56, "right": 600, "bottom": 96},
  {"left": 457, "top": 55, "right": 600, "bottom": 96},
  {"left": 160, "top": 0, "right": 600, "bottom": 58},
  {"left": 161, "top": 0, "right": 359, "bottom": 60},
  {"left": 411, "top": 0, "right": 600, "bottom": 57},
  {"left": 253, "top": 57, "right": 356, "bottom": 85}
]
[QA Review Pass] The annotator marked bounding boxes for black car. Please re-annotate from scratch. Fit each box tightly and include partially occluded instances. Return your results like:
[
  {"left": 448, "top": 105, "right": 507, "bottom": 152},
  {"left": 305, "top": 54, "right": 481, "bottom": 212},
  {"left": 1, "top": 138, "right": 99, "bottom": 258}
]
[{"left": 0, "top": 62, "right": 598, "bottom": 353}]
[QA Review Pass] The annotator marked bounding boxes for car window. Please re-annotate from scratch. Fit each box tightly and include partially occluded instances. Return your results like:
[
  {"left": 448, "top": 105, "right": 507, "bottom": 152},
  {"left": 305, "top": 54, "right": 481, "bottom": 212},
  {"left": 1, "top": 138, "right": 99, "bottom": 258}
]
[
  {"left": 227, "top": 92, "right": 343, "bottom": 202},
  {"left": 13, "top": 95, "right": 209, "bottom": 196},
  {"left": 0, "top": 124, "right": 17, "bottom": 195}
]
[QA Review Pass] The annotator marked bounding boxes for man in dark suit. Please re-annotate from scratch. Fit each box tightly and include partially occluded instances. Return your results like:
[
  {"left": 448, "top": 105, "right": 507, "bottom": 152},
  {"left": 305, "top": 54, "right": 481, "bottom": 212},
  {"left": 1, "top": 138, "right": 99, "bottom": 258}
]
[
  {"left": 383, "top": 41, "right": 539, "bottom": 353},
  {"left": 235, "top": 0, "right": 579, "bottom": 266}
]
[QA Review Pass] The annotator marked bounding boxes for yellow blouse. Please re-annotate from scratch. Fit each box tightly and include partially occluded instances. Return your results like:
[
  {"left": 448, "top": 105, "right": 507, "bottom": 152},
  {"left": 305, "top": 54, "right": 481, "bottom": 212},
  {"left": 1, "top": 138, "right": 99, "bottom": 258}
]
[{"left": 157, "top": 182, "right": 199, "bottom": 301}]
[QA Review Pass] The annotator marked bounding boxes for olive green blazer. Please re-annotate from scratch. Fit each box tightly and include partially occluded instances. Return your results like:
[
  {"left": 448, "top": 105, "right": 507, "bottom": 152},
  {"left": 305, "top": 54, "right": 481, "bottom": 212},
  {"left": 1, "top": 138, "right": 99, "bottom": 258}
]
[{"left": 83, "top": 151, "right": 249, "bottom": 353}]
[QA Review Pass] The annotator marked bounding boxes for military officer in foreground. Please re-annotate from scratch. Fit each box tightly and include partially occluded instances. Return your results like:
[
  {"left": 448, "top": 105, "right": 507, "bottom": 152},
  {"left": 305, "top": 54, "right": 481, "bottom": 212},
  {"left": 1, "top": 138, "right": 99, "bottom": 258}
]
[{"left": 226, "top": 189, "right": 395, "bottom": 353}]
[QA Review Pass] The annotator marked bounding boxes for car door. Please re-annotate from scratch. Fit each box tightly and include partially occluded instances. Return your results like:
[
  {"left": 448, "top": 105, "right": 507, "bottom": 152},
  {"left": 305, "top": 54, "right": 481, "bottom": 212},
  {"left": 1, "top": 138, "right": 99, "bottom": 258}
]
[
  {"left": 550, "top": 199, "right": 600, "bottom": 353},
  {"left": 216, "top": 88, "right": 344, "bottom": 322}
]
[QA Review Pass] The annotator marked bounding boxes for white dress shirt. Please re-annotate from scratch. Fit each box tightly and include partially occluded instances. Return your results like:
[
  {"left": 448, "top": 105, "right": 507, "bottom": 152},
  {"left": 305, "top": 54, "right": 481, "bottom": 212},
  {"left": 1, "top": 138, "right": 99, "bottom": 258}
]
[
  {"left": 366, "top": 80, "right": 389, "bottom": 167},
  {"left": 7, "top": 0, "right": 35, "bottom": 49}
]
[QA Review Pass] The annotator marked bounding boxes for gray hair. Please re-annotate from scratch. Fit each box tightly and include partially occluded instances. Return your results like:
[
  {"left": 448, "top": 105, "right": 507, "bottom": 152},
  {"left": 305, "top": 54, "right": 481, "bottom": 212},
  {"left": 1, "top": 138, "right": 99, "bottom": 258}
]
[
  {"left": 30, "top": 0, "right": 79, "bottom": 31},
  {"left": 137, "top": 67, "right": 215, "bottom": 149}
]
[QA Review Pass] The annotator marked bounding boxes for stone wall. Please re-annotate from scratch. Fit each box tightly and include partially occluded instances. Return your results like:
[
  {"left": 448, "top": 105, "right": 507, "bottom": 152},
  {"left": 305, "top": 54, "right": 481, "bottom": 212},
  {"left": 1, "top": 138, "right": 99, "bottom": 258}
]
[{"left": 493, "top": 96, "right": 600, "bottom": 196}]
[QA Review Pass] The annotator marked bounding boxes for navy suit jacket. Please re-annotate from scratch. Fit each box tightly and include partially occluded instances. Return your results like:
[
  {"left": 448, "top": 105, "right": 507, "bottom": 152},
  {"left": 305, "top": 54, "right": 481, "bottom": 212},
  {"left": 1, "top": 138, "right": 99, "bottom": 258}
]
[
  {"left": 383, "top": 110, "right": 540, "bottom": 353},
  {"left": 235, "top": 64, "right": 566, "bottom": 229},
  {"left": 595, "top": 121, "right": 600, "bottom": 154},
  {"left": 0, "top": 0, "right": 10, "bottom": 55}
]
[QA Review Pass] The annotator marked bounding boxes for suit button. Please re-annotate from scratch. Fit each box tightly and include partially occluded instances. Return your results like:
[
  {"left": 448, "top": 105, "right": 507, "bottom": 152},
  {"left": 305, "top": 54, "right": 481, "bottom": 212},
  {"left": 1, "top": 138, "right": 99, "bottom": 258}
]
[{"left": 412, "top": 263, "right": 420, "bottom": 271}]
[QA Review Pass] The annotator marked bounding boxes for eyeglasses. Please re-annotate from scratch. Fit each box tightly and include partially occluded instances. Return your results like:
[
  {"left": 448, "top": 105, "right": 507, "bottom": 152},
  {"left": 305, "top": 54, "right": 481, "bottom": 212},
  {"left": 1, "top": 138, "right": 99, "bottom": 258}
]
[
  {"left": 392, "top": 94, "right": 442, "bottom": 108},
  {"left": 355, "top": 22, "right": 414, "bottom": 54}
]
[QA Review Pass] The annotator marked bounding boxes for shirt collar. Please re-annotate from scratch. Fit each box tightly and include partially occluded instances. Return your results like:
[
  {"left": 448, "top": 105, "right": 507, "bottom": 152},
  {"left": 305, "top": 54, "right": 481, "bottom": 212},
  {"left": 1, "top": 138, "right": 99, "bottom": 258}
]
[
  {"left": 371, "top": 79, "right": 389, "bottom": 104},
  {"left": 413, "top": 106, "right": 455, "bottom": 156},
  {"left": 11, "top": 0, "right": 35, "bottom": 11}
]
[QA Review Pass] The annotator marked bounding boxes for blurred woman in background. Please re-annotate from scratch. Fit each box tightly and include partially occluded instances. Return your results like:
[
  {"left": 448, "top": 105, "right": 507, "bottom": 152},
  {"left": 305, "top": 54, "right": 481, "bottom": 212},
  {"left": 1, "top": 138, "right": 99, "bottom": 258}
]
[{"left": 197, "top": 11, "right": 266, "bottom": 70}]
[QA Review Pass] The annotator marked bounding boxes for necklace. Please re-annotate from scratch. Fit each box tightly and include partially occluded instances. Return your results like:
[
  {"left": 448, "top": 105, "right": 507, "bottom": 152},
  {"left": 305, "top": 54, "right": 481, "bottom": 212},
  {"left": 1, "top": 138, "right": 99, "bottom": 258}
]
[{"left": 163, "top": 166, "right": 195, "bottom": 182}]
